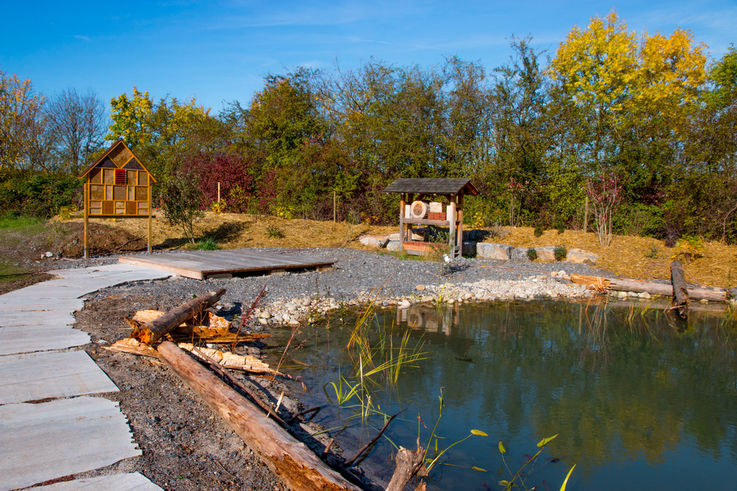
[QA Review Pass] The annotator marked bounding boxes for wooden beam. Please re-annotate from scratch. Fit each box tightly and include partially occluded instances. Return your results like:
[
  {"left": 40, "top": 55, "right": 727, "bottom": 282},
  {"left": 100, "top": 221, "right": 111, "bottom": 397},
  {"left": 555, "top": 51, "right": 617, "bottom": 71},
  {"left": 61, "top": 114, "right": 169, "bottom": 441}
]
[
  {"left": 83, "top": 181, "right": 89, "bottom": 259},
  {"left": 156, "top": 341, "right": 360, "bottom": 491}
]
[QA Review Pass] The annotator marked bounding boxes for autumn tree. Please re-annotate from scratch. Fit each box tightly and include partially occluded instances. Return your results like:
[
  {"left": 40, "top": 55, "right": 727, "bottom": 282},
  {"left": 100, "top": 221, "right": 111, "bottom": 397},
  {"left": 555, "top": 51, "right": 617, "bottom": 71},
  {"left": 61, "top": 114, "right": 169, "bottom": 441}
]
[
  {"left": 45, "top": 88, "right": 106, "bottom": 174},
  {"left": 0, "top": 70, "right": 45, "bottom": 173},
  {"left": 108, "top": 87, "right": 213, "bottom": 182}
]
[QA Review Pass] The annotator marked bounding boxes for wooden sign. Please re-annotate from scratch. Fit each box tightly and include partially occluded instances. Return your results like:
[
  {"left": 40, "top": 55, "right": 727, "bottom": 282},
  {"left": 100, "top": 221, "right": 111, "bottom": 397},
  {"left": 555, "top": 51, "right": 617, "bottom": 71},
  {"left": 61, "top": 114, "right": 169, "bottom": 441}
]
[{"left": 79, "top": 139, "right": 156, "bottom": 258}]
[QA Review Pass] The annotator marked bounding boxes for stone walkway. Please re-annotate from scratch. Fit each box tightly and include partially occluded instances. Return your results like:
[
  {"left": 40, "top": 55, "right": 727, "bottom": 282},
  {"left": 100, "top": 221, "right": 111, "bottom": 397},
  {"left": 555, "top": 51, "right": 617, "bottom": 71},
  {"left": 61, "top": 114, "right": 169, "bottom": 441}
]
[{"left": 0, "top": 264, "right": 170, "bottom": 490}]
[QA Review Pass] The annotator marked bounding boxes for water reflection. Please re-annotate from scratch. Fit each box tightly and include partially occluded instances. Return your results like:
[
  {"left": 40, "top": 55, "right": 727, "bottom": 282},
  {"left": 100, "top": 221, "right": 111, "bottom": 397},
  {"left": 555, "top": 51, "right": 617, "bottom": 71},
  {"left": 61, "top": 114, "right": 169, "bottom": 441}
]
[{"left": 273, "top": 300, "right": 737, "bottom": 490}]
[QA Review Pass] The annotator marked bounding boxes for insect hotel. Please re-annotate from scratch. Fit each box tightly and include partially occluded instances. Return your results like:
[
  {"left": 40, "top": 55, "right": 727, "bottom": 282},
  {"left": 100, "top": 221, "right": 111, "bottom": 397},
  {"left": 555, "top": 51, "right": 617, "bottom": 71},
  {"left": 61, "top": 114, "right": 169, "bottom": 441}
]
[
  {"left": 384, "top": 177, "right": 479, "bottom": 259},
  {"left": 78, "top": 139, "right": 156, "bottom": 258}
]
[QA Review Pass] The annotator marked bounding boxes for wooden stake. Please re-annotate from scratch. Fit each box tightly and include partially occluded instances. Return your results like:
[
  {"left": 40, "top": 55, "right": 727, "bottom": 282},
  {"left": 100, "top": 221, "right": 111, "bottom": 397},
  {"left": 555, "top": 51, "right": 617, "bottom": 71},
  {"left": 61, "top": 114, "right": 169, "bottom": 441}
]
[
  {"left": 156, "top": 341, "right": 360, "bottom": 491},
  {"left": 217, "top": 181, "right": 221, "bottom": 203},
  {"left": 147, "top": 184, "right": 152, "bottom": 253},
  {"left": 83, "top": 181, "right": 89, "bottom": 259}
]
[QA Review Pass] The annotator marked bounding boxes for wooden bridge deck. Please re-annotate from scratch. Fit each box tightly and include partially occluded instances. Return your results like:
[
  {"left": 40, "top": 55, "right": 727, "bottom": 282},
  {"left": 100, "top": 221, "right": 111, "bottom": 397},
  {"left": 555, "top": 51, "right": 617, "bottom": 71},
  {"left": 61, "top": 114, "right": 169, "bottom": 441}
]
[{"left": 119, "top": 249, "right": 334, "bottom": 279}]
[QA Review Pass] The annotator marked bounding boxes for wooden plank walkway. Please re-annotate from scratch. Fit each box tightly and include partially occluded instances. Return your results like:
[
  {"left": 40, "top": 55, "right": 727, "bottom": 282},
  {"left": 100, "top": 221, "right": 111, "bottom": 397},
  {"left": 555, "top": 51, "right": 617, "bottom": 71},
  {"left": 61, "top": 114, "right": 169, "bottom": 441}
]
[{"left": 119, "top": 248, "right": 335, "bottom": 279}]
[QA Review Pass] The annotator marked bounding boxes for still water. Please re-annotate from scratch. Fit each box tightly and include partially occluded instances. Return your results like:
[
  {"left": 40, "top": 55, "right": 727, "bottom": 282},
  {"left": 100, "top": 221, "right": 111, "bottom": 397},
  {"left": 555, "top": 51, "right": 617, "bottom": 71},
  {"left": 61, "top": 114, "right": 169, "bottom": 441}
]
[{"left": 269, "top": 300, "right": 737, "bottom": 490}]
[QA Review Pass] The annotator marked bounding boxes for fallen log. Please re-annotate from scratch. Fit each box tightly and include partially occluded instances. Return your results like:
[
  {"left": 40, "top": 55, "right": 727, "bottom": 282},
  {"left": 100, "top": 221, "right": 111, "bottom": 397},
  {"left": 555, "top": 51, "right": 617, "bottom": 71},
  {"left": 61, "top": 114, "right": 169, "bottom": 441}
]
[
  {"left": 671, "top": 260, "right": 689, "bottom": 318},
  {"left": 570, "top": 274, "right": 728, "bottom": 302},
  {"left": 132, "top": 289, "right": 226, "bottom": 345},
  {"left": 156, "top": 341, "right": 359, "bottom": 491}
]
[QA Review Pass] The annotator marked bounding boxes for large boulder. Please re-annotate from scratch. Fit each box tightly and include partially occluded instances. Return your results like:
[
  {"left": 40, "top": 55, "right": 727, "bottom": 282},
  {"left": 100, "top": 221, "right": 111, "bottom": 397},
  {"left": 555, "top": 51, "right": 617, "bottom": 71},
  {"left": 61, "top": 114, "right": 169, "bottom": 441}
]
[
  {"left": 358, "top": 235, "right": 389, "bottom": 248},
  {"left": 511, "top": 247, "right": 531, "bottom": 262},
  {"left": 386, "top": 240, "right": 401, "bottom": 251},
  {"left": 477, "top": 243, "right": 512, "bottom": 260},
  {"left": 566, "top": 248, "right": 598, "bottom": 265},
  {"left": 535, "top": 246, "right": 556, "bottom": 262}
]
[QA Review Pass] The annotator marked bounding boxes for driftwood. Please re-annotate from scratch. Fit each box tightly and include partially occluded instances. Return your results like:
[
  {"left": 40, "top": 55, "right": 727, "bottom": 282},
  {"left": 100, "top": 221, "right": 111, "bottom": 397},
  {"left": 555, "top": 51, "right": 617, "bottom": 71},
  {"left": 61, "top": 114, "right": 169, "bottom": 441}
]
[
  {"left": 386, "top": 442, "right": 427, "bottom": 491},
  {"left": 670, "top": 260, "right": 689, "bottom": 318},
  {"left": 132, "top": 289, "right": 226, "bottom": 345},
  {"left": 156, "top": 341, "right": 359, "bottom": 491},
  {"left": 570, "top": 272, "right": 729, "bottom": 302}
]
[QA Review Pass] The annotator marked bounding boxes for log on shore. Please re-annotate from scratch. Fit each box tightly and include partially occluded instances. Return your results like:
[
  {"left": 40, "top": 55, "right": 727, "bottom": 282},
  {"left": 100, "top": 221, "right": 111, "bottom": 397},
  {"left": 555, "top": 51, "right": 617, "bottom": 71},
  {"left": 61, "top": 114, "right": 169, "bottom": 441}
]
[
  {"left": 570, "top": 274, "right": 728, "bottom": 302},
  {"left": 132, "top": 289, "right": 226, "bottom": 345},
  {"left": 156, "top": 341, "right": 359, "bottom": 491},
  {"left": 386, "top": 444, "right": 427, "bottom": 491},
  {"left": 670, "top": 260, "right": 689, "bottom": 318}
]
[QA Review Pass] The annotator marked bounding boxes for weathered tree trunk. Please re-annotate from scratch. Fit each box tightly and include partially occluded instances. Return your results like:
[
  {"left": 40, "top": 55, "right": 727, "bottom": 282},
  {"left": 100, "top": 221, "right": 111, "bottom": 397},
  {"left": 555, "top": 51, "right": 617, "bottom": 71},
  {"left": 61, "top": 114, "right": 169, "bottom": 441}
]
[
  {"left": 670, "top": 260, "right": 689, "bottom": 318},
  {"left": 386, "top": 443, "right": 427, "bottom": 491},
  {"left": 570, "top": 274, "right": 727, "bottom": 302},
  {"left": 132, "top": 289, "right": 226, "bottom": 345},
  {"left": 156, "top": 341, "right": 359, "bottom": 491}
]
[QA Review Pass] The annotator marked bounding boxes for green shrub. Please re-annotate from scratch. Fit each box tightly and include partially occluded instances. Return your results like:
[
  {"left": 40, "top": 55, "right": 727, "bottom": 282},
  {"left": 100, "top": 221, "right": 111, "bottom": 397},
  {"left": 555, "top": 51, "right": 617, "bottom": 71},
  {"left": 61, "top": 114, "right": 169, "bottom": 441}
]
[
  {"left": 159, "top": 172, "right": 204, "bottom": 244},
  {"left": 267, "top": 225, "right": 285, "bottom": 239},
  {"left": 0, "top": 171, "right": 82, "bottom": 218},
  {"left": 555, "top": 220, "right": 565, "bottom": 234},
  {"left": 189, "top": 237, "right": 219, "bottom": 250},
  {"left": 554, "top": 245, "right": 567, "bottom": 261},
  {"left": 645, "top": 246, "right": 658, "bottom": 258},
  {"left": 527, "top": 248, "right": 538, "bottom": 261},
  {"left": 534, "top": 226, "right": 544, "bottom": 237}
]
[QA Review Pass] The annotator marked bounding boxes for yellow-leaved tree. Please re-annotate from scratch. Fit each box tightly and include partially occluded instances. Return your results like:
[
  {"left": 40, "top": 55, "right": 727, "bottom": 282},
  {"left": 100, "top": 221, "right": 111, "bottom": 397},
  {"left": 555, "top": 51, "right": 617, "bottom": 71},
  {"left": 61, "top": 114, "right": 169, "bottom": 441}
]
[{"left": 0, "top": 70, "right": 45, "bottom": 173}]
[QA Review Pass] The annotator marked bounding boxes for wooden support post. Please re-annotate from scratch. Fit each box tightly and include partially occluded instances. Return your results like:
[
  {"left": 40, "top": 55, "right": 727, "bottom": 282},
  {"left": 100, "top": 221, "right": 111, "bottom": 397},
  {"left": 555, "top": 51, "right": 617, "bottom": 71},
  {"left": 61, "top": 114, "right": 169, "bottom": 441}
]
[
  {"left": 156, "top": 341, "right": 360, "bottom": 491},
  {"left": 83, "top": 181, "right": 89, "bottom": 259},
  {"left": 399, "top": 194, "right": 406, "bottom": 252},
  {"left": 456, "top": 194, "right": 464, "bottom": 258},
  {"left": 147, "top": 184, "right": 152, "bottom": 253},
  {"left": 448, "top": 197, "right": 457, "bottom": 258}
]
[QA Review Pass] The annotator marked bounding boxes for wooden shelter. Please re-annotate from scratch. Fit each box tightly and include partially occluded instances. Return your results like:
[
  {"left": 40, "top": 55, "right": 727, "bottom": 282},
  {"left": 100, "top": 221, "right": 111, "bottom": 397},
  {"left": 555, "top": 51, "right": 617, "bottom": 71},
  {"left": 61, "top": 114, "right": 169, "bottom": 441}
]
[
  {"left": 79, "top": 139, "right": 156, "bottom": 258},
  {"left": 384, "top": 178, "right": 479, "bottom": 258}
]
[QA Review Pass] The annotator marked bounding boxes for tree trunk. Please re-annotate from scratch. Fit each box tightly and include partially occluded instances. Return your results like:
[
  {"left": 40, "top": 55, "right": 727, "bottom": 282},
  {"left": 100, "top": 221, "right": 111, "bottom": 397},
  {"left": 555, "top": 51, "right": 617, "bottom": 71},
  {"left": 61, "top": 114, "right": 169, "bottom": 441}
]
[
  {"left": 132, "top": 289, "right": 226, "bottom": 345},
  {"left": 157, "top": 341, "right": 360, "bottom": 491},
  {"left": 570, "top": 274, "right": 727, "bottom": 302},
  {"left": 670, "top": 260, "right": 689, "bottom": 318}
]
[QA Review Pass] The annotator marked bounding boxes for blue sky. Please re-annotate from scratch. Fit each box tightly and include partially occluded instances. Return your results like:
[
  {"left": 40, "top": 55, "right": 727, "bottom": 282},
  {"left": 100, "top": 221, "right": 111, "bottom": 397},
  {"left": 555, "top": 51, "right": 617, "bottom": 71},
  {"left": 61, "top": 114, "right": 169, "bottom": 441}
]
[{"left": 1, "top": 0, "right": 735, "bottom": 112}]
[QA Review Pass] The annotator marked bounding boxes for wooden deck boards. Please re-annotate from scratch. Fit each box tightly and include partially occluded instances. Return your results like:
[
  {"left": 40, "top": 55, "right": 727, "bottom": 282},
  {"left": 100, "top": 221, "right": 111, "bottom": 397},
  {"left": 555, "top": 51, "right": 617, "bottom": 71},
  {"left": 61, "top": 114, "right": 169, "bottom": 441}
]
[{"left": 119, "top": 249, "right": 335, "bottom": 279}]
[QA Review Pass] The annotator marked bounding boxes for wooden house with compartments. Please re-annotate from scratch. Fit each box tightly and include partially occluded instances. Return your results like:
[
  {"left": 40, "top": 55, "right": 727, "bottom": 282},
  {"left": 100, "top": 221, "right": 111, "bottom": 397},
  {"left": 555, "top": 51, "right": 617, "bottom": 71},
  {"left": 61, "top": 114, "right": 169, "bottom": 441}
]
[{"left": 78, "top": 139, "right": 156, "bottom": 257}]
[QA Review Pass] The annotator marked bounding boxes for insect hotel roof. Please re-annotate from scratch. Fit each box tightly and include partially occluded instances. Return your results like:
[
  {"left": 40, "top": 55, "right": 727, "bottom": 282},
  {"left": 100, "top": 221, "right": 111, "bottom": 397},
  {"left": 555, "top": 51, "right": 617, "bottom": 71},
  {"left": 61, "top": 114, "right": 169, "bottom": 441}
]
[{"left": 383, "top": 178, "right": 479, "bottom": 196}]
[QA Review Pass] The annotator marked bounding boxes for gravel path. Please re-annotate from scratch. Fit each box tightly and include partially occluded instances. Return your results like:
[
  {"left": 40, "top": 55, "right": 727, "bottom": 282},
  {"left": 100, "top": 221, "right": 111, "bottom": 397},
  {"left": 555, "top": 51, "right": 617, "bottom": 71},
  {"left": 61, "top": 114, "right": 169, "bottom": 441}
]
[{"left": 84, "top": 247, "right": 609, "bottom": 309}]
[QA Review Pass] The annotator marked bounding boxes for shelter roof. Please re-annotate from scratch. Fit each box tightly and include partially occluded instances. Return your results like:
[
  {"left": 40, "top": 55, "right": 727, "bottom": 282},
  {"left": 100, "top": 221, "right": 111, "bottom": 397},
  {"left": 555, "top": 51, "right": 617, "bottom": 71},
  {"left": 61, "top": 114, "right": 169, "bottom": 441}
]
[
  {"left": 78, "top": 139, "right": 156, "bottom": 182},
  {"left": 383, "top": 178, "right": 478, "bottom": 196}
]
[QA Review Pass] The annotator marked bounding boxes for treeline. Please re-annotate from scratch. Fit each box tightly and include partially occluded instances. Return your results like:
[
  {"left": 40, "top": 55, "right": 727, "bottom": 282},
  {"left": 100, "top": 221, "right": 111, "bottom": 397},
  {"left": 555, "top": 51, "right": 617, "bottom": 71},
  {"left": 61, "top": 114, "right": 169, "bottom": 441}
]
[{"left": 1, "top": 13, "right": 736, "bottom": 242}]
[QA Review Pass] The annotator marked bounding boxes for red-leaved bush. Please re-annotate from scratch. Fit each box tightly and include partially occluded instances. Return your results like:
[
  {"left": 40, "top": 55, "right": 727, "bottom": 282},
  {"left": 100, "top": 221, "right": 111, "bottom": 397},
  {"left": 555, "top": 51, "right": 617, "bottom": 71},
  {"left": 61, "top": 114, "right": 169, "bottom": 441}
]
[{"left": 181, "top": 152, "right": 255, "bottom": 212}]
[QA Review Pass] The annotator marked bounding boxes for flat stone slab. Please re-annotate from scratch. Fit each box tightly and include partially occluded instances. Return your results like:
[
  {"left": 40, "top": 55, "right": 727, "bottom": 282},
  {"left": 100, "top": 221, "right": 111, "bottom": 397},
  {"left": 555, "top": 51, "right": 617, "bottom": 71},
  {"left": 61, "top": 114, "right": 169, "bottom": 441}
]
[
  {"left": 0, "top": 326, "right": 90, "bottom": 355},
  {"left": 0, "top": 397, "right": 142, "bottom": 491},
  {"left": 35, "top": 472, "right": 162, "bottom": 490},
  {"left": 0, "top": 350, "right": 118, "bottom": 404}
]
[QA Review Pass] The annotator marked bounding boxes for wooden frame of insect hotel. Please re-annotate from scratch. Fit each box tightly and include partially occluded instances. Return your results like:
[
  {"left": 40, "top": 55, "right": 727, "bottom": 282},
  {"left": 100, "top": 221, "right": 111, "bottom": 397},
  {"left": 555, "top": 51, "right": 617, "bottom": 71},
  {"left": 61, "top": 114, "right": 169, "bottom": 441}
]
[
  {"left": 78, "top": 139, "right": 156, "bottom": 258},
  {"left": 384, "top": 178, "right": 479, "bottom": 259}
]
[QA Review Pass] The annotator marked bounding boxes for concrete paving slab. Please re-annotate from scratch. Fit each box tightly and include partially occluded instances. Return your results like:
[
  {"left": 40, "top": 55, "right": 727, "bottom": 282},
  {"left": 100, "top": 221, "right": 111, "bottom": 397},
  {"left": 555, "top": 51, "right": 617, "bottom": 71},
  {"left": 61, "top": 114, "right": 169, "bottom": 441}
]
[
  {"left": 0, "top": 350, "right": 118, "bottom": 404},
  {"left": 0, "top": 326, "right": 90, "bottom": 355},
  {"left": 0, "top": 397, "right": 142, "bottom": 491},
  {"left": 34, "top": 472, "right": 162, "bottom": 490},
  {"left": 0, "top": 310, "right": 76, "bottom": 327}
]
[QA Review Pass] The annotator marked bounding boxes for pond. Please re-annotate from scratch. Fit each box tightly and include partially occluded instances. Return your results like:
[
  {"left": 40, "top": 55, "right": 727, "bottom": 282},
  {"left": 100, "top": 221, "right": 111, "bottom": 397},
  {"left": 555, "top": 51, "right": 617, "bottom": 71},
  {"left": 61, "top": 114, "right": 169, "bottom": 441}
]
[{"left": 267, "top": 300, "right": 737, "bottom": 490}]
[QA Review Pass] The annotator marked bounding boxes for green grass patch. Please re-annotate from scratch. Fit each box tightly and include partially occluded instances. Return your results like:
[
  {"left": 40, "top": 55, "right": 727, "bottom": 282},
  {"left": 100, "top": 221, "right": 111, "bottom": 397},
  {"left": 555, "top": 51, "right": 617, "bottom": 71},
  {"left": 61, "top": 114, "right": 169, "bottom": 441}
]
[
  {"left": 188, "top": 237, "right": 220, "bottom": 250},
  {"left": 0, "top": 261, "right": 31, "bottom": 280},
  {"left": 0, "top": 214, "right": 45, "bottom": 231}
]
